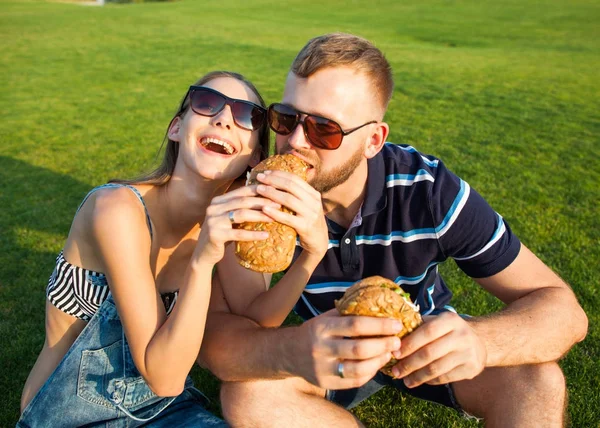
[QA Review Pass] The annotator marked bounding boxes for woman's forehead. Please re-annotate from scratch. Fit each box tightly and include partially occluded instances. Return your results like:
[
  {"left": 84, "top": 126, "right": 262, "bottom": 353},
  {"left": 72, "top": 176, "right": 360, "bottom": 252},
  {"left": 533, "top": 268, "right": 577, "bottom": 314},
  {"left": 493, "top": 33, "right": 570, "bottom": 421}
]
[{"left": 203, "top": 77, "right": 259, "bottom": 104}]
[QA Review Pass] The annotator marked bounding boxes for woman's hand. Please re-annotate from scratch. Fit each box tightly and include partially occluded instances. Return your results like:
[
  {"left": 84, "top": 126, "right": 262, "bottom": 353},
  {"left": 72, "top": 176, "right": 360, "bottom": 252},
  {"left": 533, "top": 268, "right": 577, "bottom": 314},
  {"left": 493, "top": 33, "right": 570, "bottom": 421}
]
[
  {"left": 194, "top": 186, "right": 280, "bottom": 266},
  {"left": 255, "top": 170, "right": 328, "bottom": 260}
]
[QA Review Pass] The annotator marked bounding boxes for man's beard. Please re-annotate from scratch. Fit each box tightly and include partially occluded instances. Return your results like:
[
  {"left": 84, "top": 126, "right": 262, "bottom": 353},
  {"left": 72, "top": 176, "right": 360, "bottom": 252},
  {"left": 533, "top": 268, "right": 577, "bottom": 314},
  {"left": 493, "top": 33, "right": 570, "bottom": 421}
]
[{"left": 281, "top": 143, "right": 364, "bottom": 193}]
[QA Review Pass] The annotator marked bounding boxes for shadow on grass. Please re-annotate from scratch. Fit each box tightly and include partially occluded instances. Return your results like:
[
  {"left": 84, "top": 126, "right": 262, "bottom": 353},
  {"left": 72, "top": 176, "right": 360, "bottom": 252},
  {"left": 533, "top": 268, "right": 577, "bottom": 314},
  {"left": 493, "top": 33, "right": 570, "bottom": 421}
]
[{"left": 0, "top": 155, "right": 92, "bottom": 425}]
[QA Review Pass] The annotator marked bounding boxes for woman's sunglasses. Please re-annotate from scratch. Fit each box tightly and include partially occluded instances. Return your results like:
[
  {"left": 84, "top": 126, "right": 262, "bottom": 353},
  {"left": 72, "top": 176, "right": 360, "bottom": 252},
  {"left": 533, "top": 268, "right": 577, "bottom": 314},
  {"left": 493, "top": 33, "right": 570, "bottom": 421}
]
[
  {"left": 185, "top": 86, "right": 266, "bottom": 131},
  {"left": 267, "top": 103, "right": 377, "bottom": 150}
]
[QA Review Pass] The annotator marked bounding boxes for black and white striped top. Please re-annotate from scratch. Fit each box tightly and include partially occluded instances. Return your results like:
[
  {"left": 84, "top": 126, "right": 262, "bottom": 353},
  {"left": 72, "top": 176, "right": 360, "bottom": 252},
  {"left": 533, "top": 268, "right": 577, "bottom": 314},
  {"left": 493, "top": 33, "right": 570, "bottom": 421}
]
[{"left": 46, "top": 184, "right": 177, "bottom": 321}]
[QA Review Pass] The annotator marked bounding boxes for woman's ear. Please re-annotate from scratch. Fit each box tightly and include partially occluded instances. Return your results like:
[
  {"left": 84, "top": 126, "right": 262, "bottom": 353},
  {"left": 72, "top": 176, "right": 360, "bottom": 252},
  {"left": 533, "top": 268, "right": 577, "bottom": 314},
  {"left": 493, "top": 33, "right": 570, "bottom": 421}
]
[
  {"left": 167, "top": 116, "right": 182, "bottom": 142},
  {"left": 364, "top": 121, "right": 389, "bottom": 159}
]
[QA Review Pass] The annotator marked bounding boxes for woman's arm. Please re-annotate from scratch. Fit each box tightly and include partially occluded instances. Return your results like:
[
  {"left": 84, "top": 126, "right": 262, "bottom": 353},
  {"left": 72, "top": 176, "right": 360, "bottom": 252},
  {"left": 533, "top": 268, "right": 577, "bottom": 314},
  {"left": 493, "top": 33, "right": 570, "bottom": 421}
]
[
  {"left": 218, "top": 170, "right": 328, "bottom": 327},
  {"left": 219, "top": 247, "right": 323, "bottom": 327},
  {"left": 90, "top": 187, "right": 212, "bottom": 396},
  {"left": 90, "top": 186, "right": 273, "bottom": 396}
]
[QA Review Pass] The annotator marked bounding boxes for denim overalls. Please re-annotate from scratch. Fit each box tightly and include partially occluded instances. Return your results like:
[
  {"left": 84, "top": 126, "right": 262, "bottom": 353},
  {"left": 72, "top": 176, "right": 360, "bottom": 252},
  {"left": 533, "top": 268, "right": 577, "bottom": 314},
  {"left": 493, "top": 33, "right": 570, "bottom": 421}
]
[{"left": 17, "top": 295, "right": 227, "bottom": 427}]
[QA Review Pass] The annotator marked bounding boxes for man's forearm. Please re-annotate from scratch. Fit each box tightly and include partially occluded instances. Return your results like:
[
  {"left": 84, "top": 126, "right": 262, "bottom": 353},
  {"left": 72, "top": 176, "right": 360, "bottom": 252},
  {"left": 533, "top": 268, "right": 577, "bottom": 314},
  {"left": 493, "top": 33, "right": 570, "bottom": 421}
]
[
  {"left": 198, "top": 310, "right": 300, "bottom": 382},
  {"left": 470, "top": 286, "right": 588, "bottom": 367}
]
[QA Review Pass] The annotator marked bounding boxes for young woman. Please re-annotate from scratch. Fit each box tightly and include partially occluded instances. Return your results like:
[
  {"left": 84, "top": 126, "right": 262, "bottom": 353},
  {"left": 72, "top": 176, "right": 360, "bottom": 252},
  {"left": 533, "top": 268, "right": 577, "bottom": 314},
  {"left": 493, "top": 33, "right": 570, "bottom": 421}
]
[{"left": 18, "top": 71, "right": 273, "bottom": 426}]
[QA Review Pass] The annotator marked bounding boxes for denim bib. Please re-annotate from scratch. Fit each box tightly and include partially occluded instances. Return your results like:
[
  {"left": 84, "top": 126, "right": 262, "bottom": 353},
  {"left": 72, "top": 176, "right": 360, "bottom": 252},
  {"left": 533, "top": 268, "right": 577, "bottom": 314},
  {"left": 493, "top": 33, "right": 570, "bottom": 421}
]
[{"left": 18, "top": 295, "right": 227, "bottom": 427}]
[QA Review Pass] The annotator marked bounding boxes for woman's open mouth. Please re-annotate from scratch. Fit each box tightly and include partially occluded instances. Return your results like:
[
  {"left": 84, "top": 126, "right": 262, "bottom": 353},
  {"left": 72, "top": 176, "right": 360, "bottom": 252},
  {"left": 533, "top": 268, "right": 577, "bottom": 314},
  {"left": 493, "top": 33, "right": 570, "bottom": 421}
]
[{"left": 199, "top": 136, "right": 236, "bottom": 155}]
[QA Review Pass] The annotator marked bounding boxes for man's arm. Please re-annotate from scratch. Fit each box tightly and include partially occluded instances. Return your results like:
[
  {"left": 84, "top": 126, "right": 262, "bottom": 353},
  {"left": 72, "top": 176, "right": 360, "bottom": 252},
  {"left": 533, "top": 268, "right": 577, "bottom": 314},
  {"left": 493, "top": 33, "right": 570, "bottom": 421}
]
[
  {"left": 392, "top": 244, "right": 588, "bottom": 388},
  {"left": 198, "top": 274, "right": 404, "bottom": 389},
  {"left": 469, "top": 243, "right": 587, "bottom": 365},
  {"left": 197, "top": 273, "right": 293, "bottom": 380}
]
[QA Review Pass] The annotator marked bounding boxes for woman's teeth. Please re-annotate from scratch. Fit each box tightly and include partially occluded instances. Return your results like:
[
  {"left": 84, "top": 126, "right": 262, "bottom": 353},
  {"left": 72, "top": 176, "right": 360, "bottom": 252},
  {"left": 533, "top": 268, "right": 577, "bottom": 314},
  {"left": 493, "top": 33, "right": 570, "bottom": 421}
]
[{"left": 200, "top": 137, "right": 235, "bottom": 155}]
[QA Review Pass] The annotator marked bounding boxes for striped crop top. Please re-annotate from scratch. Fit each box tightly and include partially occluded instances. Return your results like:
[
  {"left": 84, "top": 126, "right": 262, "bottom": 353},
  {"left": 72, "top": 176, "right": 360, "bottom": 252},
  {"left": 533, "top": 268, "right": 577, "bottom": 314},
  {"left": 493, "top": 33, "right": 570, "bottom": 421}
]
[{"left": 46, "top": 184, "right": 178, "bottom": 321}]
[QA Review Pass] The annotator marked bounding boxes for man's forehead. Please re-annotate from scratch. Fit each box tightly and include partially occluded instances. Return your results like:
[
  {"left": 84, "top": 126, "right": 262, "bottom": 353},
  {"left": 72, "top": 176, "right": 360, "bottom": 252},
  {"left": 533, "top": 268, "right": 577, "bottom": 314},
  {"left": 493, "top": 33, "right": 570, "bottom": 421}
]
[{"left": 281, "top": 68, "right": 372, "bottom": 121}]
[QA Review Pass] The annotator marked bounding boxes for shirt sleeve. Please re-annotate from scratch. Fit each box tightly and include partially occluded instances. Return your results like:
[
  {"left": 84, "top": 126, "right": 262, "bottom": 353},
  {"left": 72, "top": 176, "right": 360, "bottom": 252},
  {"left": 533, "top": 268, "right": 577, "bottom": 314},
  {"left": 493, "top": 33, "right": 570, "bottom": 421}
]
[{"left": 427, "top": 160, "right": 521, "bottom": 278}]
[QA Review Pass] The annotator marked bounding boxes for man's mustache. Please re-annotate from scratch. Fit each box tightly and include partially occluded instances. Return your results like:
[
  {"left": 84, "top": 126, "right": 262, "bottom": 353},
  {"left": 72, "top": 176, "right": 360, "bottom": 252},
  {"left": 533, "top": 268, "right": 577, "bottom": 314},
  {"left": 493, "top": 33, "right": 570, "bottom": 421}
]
[{"left": 278, "top": 144, "right": 318, "bottom": 165}]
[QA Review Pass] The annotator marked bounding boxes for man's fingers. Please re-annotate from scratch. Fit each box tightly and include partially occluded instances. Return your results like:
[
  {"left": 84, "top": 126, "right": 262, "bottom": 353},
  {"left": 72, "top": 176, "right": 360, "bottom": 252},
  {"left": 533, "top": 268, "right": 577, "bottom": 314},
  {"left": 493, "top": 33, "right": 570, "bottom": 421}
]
[
  {"left": 331, "top": 336, "right": 400, "bottom": 360},
  {"left": 262, "top": 205, "right": 302, "bottom": 229},
  {"left": 401, "top": 355, "right": 465, "bottom": 388},
  {"left": 393, "top": 330, "right": 455, "bottom": 378},
  {"left": 326, "top": 374, "right": 376, "bottom": 391},
  {"left": 397, "top": 312, "right": 458, "bottom": 358},
  {"left": 339, "top": 352, "right": 395, "bottom": 380},
  {"left": 256, "top": 185, "right": 306, "bottom": 215},
  {"left": 325, "top": 314, "right": 405, "bottom": 337},
  {"left": 257, "top": 171, "right": 319, "bottom": 202}
]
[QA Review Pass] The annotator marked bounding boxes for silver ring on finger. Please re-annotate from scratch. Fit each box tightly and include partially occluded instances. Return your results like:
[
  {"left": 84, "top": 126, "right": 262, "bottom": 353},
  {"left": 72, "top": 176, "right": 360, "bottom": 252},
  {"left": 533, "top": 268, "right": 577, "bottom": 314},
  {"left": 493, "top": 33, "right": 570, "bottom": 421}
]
[
  {"left": 228, "top": 211, "right": 235, "bottom": 224},
  {"left": 336, "top": 361, "right": 345, "bottom": 379}
]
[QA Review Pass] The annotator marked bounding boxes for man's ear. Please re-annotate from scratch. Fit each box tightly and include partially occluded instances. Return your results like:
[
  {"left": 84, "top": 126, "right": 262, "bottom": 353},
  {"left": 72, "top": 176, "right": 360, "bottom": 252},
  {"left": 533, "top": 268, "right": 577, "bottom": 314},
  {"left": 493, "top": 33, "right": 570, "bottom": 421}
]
[
  {"left": 364, "top": 121, "right": 389, "bottom": 159},
  {"left": 167, "top": 116, "right": 182, "bottom": 142}
]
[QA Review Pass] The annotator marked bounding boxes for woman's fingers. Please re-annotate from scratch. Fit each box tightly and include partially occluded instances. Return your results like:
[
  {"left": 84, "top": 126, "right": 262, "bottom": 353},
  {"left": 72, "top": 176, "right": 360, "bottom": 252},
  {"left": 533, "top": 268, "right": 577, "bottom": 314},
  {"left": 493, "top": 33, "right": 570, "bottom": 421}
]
[
  {"left": 206, "top": 196, "right": 280, "bottom": 218},
  {"left": 210, "top": 185, "right": 261, "bottom": 204},
  {"left": 228, "top": 209, "right": 274, "bottom": 225},
  {"left": 227, "top": 229, "right": 269, "bottom": 242}
]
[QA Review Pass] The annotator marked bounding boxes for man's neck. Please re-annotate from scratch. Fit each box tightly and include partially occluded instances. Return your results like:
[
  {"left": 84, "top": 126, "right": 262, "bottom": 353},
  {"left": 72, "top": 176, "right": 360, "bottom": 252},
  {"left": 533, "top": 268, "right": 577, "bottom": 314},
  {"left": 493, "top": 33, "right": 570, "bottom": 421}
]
[{"left": 322, "top": 161, "right": 368, "bottom": 229}]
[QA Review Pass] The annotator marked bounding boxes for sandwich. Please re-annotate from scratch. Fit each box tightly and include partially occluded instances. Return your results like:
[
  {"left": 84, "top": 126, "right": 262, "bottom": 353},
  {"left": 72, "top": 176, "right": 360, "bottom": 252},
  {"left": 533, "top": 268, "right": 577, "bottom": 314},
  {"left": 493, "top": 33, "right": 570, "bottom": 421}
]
[
  {"left": 335, "top": 275, "right": 423, "bottom": 376},
  {"left": 235, "top": 154, "right": 309, "bottom": 273}
]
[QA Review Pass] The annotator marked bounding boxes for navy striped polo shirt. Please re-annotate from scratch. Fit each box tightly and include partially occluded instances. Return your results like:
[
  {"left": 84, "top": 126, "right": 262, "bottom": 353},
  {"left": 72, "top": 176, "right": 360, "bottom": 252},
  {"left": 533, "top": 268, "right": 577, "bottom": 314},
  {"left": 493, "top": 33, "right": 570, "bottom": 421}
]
[{"left": 293, "top": 142, "right": 521, "bottom": 320}]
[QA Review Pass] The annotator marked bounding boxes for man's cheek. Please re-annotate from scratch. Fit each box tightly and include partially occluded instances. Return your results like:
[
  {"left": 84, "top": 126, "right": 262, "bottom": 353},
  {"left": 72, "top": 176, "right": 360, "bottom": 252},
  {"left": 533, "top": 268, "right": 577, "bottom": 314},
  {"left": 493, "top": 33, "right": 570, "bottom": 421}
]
[{"left": 275, "top": 137, "right": 289, "bottom": 153}]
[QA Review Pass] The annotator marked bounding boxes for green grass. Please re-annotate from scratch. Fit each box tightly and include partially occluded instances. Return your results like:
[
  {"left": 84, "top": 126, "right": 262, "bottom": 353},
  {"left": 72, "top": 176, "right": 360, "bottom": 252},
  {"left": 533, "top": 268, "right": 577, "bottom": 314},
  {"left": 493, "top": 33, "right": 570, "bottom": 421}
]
[{"left": 1, "top": 0, "right": 598, "bottom": 426}]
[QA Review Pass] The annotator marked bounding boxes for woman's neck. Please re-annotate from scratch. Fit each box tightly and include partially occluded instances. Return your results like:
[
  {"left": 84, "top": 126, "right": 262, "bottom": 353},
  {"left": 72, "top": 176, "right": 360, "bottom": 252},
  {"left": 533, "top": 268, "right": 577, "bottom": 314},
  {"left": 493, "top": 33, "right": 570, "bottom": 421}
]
[{"left": 148, "top": 171, "right": 234, "bottom": 244}]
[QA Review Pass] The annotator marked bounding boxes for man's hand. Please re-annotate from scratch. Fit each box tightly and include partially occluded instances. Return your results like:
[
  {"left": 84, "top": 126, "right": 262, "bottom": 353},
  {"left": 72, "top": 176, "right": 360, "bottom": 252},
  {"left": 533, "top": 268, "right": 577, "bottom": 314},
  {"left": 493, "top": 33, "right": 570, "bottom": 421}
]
[
  {"left": 290, "top": 310, "right": 403, "bottom": 390},
  {"left": 391, "top": 311, "right": 487, "bottom": 388},
  {"left": 255, "top": 170, "right": 328, "bottom": 260}
]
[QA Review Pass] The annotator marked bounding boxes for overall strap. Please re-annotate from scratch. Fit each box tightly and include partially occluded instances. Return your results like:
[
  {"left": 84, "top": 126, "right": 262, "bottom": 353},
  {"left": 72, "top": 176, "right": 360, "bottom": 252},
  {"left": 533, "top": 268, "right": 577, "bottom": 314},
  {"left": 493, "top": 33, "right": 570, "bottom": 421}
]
[{"left": 75, "top": 183, "right": 154, "bottom": 240}]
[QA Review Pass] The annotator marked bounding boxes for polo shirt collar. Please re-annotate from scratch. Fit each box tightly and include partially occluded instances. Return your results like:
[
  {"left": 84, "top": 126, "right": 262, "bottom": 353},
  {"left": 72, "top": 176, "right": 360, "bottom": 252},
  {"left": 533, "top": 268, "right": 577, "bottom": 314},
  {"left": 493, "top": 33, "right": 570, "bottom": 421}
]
[{"left": 362, "top": 151, "right": 387, "bottom": 217}]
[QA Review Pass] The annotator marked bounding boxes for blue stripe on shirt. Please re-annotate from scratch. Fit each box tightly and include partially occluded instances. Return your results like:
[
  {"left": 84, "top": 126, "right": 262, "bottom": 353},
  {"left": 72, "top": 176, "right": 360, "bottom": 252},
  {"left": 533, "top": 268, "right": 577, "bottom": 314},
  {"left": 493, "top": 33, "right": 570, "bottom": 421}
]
[{"left": 355, "top": 180, "right": 469, "bottom": 245}]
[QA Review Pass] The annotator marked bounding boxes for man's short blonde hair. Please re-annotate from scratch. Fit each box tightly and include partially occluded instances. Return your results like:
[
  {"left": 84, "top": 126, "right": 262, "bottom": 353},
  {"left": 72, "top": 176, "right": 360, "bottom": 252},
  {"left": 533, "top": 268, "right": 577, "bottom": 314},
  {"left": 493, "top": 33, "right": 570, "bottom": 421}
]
[{"left": 291, "top": 33, "right": 394, "bottom": 114}]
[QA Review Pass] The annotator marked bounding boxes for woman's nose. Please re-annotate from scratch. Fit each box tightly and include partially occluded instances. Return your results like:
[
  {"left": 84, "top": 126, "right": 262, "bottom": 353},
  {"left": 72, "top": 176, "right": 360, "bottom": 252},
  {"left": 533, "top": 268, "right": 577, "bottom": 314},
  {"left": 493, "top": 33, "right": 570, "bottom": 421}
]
[{"left": 209, "top": 105, "right": 234, "bottom": 130}]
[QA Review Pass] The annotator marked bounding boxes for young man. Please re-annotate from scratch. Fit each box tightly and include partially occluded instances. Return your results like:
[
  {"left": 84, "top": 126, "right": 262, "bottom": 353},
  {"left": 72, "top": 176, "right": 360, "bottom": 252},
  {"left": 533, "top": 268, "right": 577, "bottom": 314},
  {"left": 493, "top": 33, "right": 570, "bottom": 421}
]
[{"left": 199, "top": 33, "right": 588, "bottom": 427}]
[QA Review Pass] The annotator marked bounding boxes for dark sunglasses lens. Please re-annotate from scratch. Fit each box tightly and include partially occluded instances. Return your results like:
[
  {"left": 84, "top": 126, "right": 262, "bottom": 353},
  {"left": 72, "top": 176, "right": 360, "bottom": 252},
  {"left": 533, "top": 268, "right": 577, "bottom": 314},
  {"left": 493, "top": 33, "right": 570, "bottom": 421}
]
[
  {"left": 305, "top": 116, "right": 343, "bottom": 149},
  {"left": 232, "top": 102, "right": 265, "bottom": 131},
  {"left": 268, "top": 105, "right": 298, "bottom": 135},
  {"left": 190, "top": 90, "right": 225, "bottom": 116},
  {"left": 231, "top": 101, "right": 265, "bottom": 131}
]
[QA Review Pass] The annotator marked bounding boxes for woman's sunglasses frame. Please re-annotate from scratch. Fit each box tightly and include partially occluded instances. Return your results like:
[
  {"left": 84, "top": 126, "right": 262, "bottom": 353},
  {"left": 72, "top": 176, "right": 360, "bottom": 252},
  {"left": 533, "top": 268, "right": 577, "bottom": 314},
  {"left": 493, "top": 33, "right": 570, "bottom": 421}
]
[
  {"left": 267, "top": 103, "right": 377, "bottom": 150},
  {"left": 183, "top": 86, "right": 267, "bottom": 132}
]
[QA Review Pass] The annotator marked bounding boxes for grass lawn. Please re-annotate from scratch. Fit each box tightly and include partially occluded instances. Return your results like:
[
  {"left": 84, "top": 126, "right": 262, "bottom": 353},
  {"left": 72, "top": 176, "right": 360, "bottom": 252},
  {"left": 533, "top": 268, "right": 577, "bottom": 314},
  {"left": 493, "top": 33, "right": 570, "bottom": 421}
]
[{"left": 1, "top": 0, "right": 598, "bottom": 426}]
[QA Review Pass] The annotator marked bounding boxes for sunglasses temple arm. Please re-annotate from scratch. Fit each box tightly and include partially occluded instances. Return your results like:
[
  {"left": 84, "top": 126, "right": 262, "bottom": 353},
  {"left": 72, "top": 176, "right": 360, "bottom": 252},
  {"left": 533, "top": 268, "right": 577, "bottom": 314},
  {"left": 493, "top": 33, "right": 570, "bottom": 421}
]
[{"left": 342, "top": 120, "right": 378, "bottom": 135}]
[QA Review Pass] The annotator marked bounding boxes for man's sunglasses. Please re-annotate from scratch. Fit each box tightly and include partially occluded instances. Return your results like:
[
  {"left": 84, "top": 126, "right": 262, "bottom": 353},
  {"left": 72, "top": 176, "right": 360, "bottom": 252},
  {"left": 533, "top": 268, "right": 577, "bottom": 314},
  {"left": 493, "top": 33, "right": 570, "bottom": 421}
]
[
  {"left": 267, "top": 103, "right": 377, "bottom": 150},
  {"left": 184, "top": 86, "right": 266, "bottom": 131}
]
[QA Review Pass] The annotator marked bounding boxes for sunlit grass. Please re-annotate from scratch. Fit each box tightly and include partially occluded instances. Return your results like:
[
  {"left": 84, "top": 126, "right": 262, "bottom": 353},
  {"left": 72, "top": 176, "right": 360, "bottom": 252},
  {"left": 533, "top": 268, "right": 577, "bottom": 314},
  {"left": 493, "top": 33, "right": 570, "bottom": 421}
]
[{"left": 1, "top": 0, "right": 598, "bottom": 426}]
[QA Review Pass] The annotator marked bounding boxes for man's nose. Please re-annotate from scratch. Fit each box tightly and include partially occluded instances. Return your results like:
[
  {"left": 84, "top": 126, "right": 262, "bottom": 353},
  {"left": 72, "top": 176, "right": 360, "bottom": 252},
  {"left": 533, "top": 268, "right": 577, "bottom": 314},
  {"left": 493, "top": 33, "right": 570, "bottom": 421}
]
[{"left": 286, "top": 121, "right": 312, "bottom": 150}]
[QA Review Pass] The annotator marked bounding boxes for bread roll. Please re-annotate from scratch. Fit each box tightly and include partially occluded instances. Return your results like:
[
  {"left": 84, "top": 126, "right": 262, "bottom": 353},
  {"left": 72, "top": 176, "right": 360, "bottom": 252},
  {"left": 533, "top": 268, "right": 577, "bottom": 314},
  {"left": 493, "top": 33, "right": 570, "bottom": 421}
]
[
  {"left": 335, "top": 276, "right": 423, "bottom": 376},
  {"left": 235, "top": 154, "right": 309, "bottom": 273}
]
